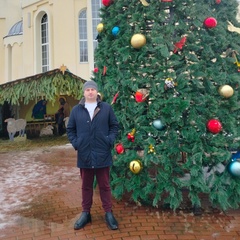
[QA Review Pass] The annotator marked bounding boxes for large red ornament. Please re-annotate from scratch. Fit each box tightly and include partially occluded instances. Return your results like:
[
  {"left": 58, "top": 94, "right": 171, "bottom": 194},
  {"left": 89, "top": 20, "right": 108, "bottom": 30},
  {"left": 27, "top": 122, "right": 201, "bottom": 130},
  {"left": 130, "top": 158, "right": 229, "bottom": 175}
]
[
  {"left": 207, "top": 119, "right": 222, "bottom": 134},
  {"left": 102, "top": 0, "right": 113, "bottom": 6},
  {"left": 204, "top": 17, "right": 217, "bottom": 28},
  {"left": 135, "top": 89, "right": 149, "bottom": 102},
  {"left": 215, "top": 0, "right": 221, "bottom": 4},
  {"left": 115, "top": 143, "right": 125, "bottom": 154},
  {"left": 135, "top": 91, "right": 144, "bottom": 102}
]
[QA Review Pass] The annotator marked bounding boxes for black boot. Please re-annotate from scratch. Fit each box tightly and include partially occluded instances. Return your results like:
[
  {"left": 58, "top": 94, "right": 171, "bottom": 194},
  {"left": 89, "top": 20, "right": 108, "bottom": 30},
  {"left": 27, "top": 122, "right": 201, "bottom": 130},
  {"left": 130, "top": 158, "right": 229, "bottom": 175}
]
[
  {"left": 105, "top": 212, "right": 118, "bottom": 230},
  {"left": 74, "top": 212, "right": 91, "bottom": 230}
]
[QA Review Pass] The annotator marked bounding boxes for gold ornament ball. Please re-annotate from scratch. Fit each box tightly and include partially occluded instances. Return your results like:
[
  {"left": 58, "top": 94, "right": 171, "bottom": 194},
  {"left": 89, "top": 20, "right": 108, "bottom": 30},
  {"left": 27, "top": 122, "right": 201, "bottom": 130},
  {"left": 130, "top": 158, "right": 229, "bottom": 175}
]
[
  {"left": 218, "top": 85, "right": 234, "bottom": 98},
  {"left": 98, "top": 92, "right": 104, "bottom": 100},
  {"left": 131, "top": 34, "right": 146, "bottom": 49},
  {"left": 129, "top": 160, "right": 142, "bottom": 174},
  {"left": 97, "top": 23, "right": 104, "bottom": 33}
]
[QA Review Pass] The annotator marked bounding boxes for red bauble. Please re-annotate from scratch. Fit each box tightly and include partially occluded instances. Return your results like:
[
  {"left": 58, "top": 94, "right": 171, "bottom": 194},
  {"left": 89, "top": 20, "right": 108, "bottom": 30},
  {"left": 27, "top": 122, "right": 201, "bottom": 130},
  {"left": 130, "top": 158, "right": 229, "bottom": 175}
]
[
  {"left": 204, "top": 17, "right": 217, "bottom": 28},
  {"left": 135, "top": 91, "right": 144, "bottom": 102},
  {"left": 135, "top": 89, "right": 149, "bottom": 102},
  {"left": 102, "top": 0, "right": 113, "bottom": 6},
  {"left": 207, "top": 119, "right": 222, "bottom": 134},
  {"left": 115, "top": 143, "right": 124, "bottom": 154},
  {"left": 215, "top": 0, "right": 221, "bottom": 4},
  {"left": 93, "top": 68, "right": 99, "bottom": 73}
]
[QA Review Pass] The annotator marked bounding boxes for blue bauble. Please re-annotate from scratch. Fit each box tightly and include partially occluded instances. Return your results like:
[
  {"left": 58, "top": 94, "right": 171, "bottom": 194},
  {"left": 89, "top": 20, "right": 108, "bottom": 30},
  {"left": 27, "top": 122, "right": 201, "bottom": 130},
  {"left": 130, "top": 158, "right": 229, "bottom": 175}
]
[
  {"left": 232, "top": 151, "right": 240, "bottom": 161},
  {"left": 152, "top": 119, "right": 165, "bottom": 130},
  {"left": 227, "top": 160, "right": 240, "bottom": 177},
  {"left": 112, "top": 26, "right": 120, "bottom": 36}
]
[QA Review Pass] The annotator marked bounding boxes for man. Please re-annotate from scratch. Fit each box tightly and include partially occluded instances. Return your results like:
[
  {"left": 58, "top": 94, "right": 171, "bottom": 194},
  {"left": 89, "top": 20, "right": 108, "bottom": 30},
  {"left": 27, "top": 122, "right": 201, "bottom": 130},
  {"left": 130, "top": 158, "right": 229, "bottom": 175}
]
[
  {"left": 56, "top": 97, "right": 70, "bottom": 135},
  {"left": 66, "top": 80, "right": 119, "bottom": 230}
]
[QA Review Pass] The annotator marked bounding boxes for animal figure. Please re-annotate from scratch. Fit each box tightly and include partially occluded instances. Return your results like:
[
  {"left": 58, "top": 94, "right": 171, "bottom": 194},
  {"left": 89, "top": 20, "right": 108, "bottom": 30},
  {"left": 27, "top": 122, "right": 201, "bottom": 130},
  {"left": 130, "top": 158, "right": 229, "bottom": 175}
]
[
  {"left": 4, "top": 118, "right": 27, "bottom": 141},
  {"left": 40, "top": 125, "right": 54, "bottom": 137}
]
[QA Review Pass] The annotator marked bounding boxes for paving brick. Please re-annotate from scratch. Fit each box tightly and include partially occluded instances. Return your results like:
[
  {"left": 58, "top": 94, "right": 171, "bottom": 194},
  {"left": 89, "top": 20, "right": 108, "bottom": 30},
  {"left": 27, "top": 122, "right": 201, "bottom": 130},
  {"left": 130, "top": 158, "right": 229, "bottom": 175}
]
[
  {"left": 111, "top": 231, "right": 129, "bottom": 239},
  {"left": 34, "top": 235, "right": 58, "bottom": 240},
  {"left": 122, "top": 236, "right": 141, "bottom": 240},
  {"left": 140, "top": 234, "right": 160, "bottom": 240},
  {"left": 157, "top": 234, "right": 177, "bottom": 239}
]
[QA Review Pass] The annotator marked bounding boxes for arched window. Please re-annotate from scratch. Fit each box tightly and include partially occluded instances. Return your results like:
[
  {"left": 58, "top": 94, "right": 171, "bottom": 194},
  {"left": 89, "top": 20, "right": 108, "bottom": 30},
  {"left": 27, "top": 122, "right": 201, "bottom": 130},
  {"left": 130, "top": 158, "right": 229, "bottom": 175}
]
[
  {"left": 92, "top": 0, "right": 102, "bottom": 51},
  {"left": 79, "top": 10, "right": 88, "bottom": 63},
  {"left": 41, "top": 14, "right": 49, "bottom": 72}
]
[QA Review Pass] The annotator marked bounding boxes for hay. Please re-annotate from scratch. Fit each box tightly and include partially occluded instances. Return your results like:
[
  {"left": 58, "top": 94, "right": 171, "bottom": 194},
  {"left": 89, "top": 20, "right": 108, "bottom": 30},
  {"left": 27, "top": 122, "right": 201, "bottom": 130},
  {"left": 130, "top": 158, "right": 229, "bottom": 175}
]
[{"left": 0, "top": 135, "right": 69, "bottom": 153}]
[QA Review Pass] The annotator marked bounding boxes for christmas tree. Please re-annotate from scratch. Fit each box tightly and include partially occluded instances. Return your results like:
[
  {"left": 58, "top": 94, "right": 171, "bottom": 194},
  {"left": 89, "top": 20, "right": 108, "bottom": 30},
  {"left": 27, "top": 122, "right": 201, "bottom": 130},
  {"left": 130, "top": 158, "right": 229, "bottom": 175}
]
[{"left": 93, "top": 0, "right": 240, "bottom": 211}]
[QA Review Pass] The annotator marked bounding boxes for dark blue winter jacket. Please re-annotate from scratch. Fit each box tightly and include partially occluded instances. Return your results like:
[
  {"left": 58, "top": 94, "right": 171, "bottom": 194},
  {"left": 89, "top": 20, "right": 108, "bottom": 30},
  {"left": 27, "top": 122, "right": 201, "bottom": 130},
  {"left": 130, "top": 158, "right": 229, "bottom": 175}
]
[{"left": 66, "top": 96, "right": 119, "bottom": 168}]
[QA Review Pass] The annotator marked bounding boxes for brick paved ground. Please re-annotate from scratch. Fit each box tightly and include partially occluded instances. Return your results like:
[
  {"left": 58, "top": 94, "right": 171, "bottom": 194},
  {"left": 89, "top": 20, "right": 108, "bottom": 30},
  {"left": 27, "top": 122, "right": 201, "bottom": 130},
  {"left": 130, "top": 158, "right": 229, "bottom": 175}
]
[{"left": 0, "top": 145, "right": 240, "bottom": 240}]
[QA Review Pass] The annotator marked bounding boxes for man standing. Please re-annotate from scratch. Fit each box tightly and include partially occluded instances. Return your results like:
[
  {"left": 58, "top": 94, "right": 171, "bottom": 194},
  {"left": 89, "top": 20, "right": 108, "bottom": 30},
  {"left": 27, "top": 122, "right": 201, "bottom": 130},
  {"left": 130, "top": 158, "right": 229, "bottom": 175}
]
[
  {"left": 66, "top": 80, "right": 119, "bottom": 230},
  {"left": 56, "top": 97, "right": 70, "bottom": 135}
]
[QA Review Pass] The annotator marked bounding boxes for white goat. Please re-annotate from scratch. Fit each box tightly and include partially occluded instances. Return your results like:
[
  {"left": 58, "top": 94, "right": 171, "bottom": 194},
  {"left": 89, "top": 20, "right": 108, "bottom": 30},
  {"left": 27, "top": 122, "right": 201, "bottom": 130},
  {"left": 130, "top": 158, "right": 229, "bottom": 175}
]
[
  {"left": 4, "top": 118, "right": 27, "bottom": 141},
  {"left": 40, "top": 125, "right": 54, "bottom": 137}
]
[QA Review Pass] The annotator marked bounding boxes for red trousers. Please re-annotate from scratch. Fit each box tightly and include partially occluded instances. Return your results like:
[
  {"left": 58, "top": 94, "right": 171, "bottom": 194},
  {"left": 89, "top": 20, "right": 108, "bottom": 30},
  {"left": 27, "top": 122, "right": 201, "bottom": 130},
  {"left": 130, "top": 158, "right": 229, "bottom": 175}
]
[{"left": 80, "top": 167, "right": 112, "bottom": 212}]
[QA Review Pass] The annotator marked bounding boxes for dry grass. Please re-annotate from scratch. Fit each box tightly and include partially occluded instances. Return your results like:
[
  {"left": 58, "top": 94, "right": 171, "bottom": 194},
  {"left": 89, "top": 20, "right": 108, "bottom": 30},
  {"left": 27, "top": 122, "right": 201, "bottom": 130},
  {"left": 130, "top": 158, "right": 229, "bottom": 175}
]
[{"left": 0, "top": 135, "right": 69, "bottom": 153}]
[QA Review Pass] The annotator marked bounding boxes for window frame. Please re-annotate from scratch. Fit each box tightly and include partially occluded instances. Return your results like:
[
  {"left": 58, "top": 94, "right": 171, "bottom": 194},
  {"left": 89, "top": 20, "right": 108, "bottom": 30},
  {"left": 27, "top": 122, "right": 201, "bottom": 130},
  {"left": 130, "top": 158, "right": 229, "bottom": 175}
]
[
  {"left": 41, "top": 13, "right": 49, "bottom": 73},
  {"left": 79, "top": 9, "right": 88, "bottom": 63}
]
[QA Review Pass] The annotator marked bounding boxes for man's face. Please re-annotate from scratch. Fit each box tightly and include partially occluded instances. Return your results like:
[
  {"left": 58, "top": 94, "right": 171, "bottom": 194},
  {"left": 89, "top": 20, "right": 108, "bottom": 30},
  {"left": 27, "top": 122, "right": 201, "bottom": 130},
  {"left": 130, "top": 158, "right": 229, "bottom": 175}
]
[{"left": 84, "top": 88, "right": 98, "bottom": 102}]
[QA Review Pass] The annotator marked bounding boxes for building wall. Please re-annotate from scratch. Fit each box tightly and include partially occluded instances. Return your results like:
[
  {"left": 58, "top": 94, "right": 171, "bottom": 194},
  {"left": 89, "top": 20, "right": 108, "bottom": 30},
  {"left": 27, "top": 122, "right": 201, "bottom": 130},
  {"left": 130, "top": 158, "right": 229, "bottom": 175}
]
[
  {"left": 0, "top": 0, "right": 95, "bottom": 85},
  {"left": 12, "top": 42, "right": 24, "bottom": 80},
  {"left": 0, "top": 1, "right": 22, "bottom": 32},
  {"left": 0, "top": 20, "right": 5, "bottom": 82},
  {"left": 0, "top": 0, "right": 23, "bottom": 84}
]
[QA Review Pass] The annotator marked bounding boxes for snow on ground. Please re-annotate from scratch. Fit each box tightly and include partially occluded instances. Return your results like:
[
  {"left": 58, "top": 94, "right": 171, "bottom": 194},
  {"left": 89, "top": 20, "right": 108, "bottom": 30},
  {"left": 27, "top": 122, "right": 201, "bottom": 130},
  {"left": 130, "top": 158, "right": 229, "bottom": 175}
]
[{"left": 0, "top": 145, "right": 77, "bottom": 229}]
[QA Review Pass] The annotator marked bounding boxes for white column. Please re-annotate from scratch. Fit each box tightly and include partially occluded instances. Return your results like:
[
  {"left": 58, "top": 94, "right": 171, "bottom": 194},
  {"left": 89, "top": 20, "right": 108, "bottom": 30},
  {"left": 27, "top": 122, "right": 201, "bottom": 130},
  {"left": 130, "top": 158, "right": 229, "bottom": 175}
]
[{"left": 87, "top": 0, "right": 94, "bottom": 77}]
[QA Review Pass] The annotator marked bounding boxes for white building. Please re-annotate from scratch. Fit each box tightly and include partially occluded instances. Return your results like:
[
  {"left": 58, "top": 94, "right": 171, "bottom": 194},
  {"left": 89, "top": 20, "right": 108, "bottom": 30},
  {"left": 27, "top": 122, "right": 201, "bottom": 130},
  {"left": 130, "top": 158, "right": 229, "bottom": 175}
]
[{"left": 0, "top": 0, "right": 101, "bottom": 84}]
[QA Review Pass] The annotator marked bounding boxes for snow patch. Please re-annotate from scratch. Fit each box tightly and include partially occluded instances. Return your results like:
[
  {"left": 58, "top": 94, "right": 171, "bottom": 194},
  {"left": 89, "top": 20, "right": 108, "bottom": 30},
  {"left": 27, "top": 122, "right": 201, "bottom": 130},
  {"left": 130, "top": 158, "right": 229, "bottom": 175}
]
[{"left": 0, "top": 146, "right": 76, "bottom": 229}]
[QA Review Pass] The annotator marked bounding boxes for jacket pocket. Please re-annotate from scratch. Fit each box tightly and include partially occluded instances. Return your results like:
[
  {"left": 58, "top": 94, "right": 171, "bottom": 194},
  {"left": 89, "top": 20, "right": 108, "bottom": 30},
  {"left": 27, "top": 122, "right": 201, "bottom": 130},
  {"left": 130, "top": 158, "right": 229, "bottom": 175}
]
[{"left": 96, "top": 133, "right": 111, "bottom": 149}]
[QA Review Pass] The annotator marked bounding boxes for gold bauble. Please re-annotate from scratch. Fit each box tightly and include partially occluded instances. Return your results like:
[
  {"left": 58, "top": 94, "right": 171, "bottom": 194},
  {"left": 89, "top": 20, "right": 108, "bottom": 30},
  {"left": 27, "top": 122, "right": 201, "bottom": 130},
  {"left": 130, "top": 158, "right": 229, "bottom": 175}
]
[
  {"left": 131, "top": 34, "right": 146, "bottom": 49},
  {"left": 129, "top": 160, "right": 142, "bottom": 174},
  {"left": 218, "top": 85, "right": 234, "bottom": 98},
  {"left": 97, "top": 23, "right": 104, "bottom": 33},
  {"left": 98, "top": 92, "right": 104, "bottom": 100}
]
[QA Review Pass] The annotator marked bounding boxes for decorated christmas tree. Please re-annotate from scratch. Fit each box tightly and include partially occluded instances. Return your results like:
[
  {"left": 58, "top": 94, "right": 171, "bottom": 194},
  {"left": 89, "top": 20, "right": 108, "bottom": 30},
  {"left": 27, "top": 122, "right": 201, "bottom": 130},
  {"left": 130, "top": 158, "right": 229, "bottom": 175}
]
[{"left": 93, "top": 0, "right": 240, "bottom": 211}]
